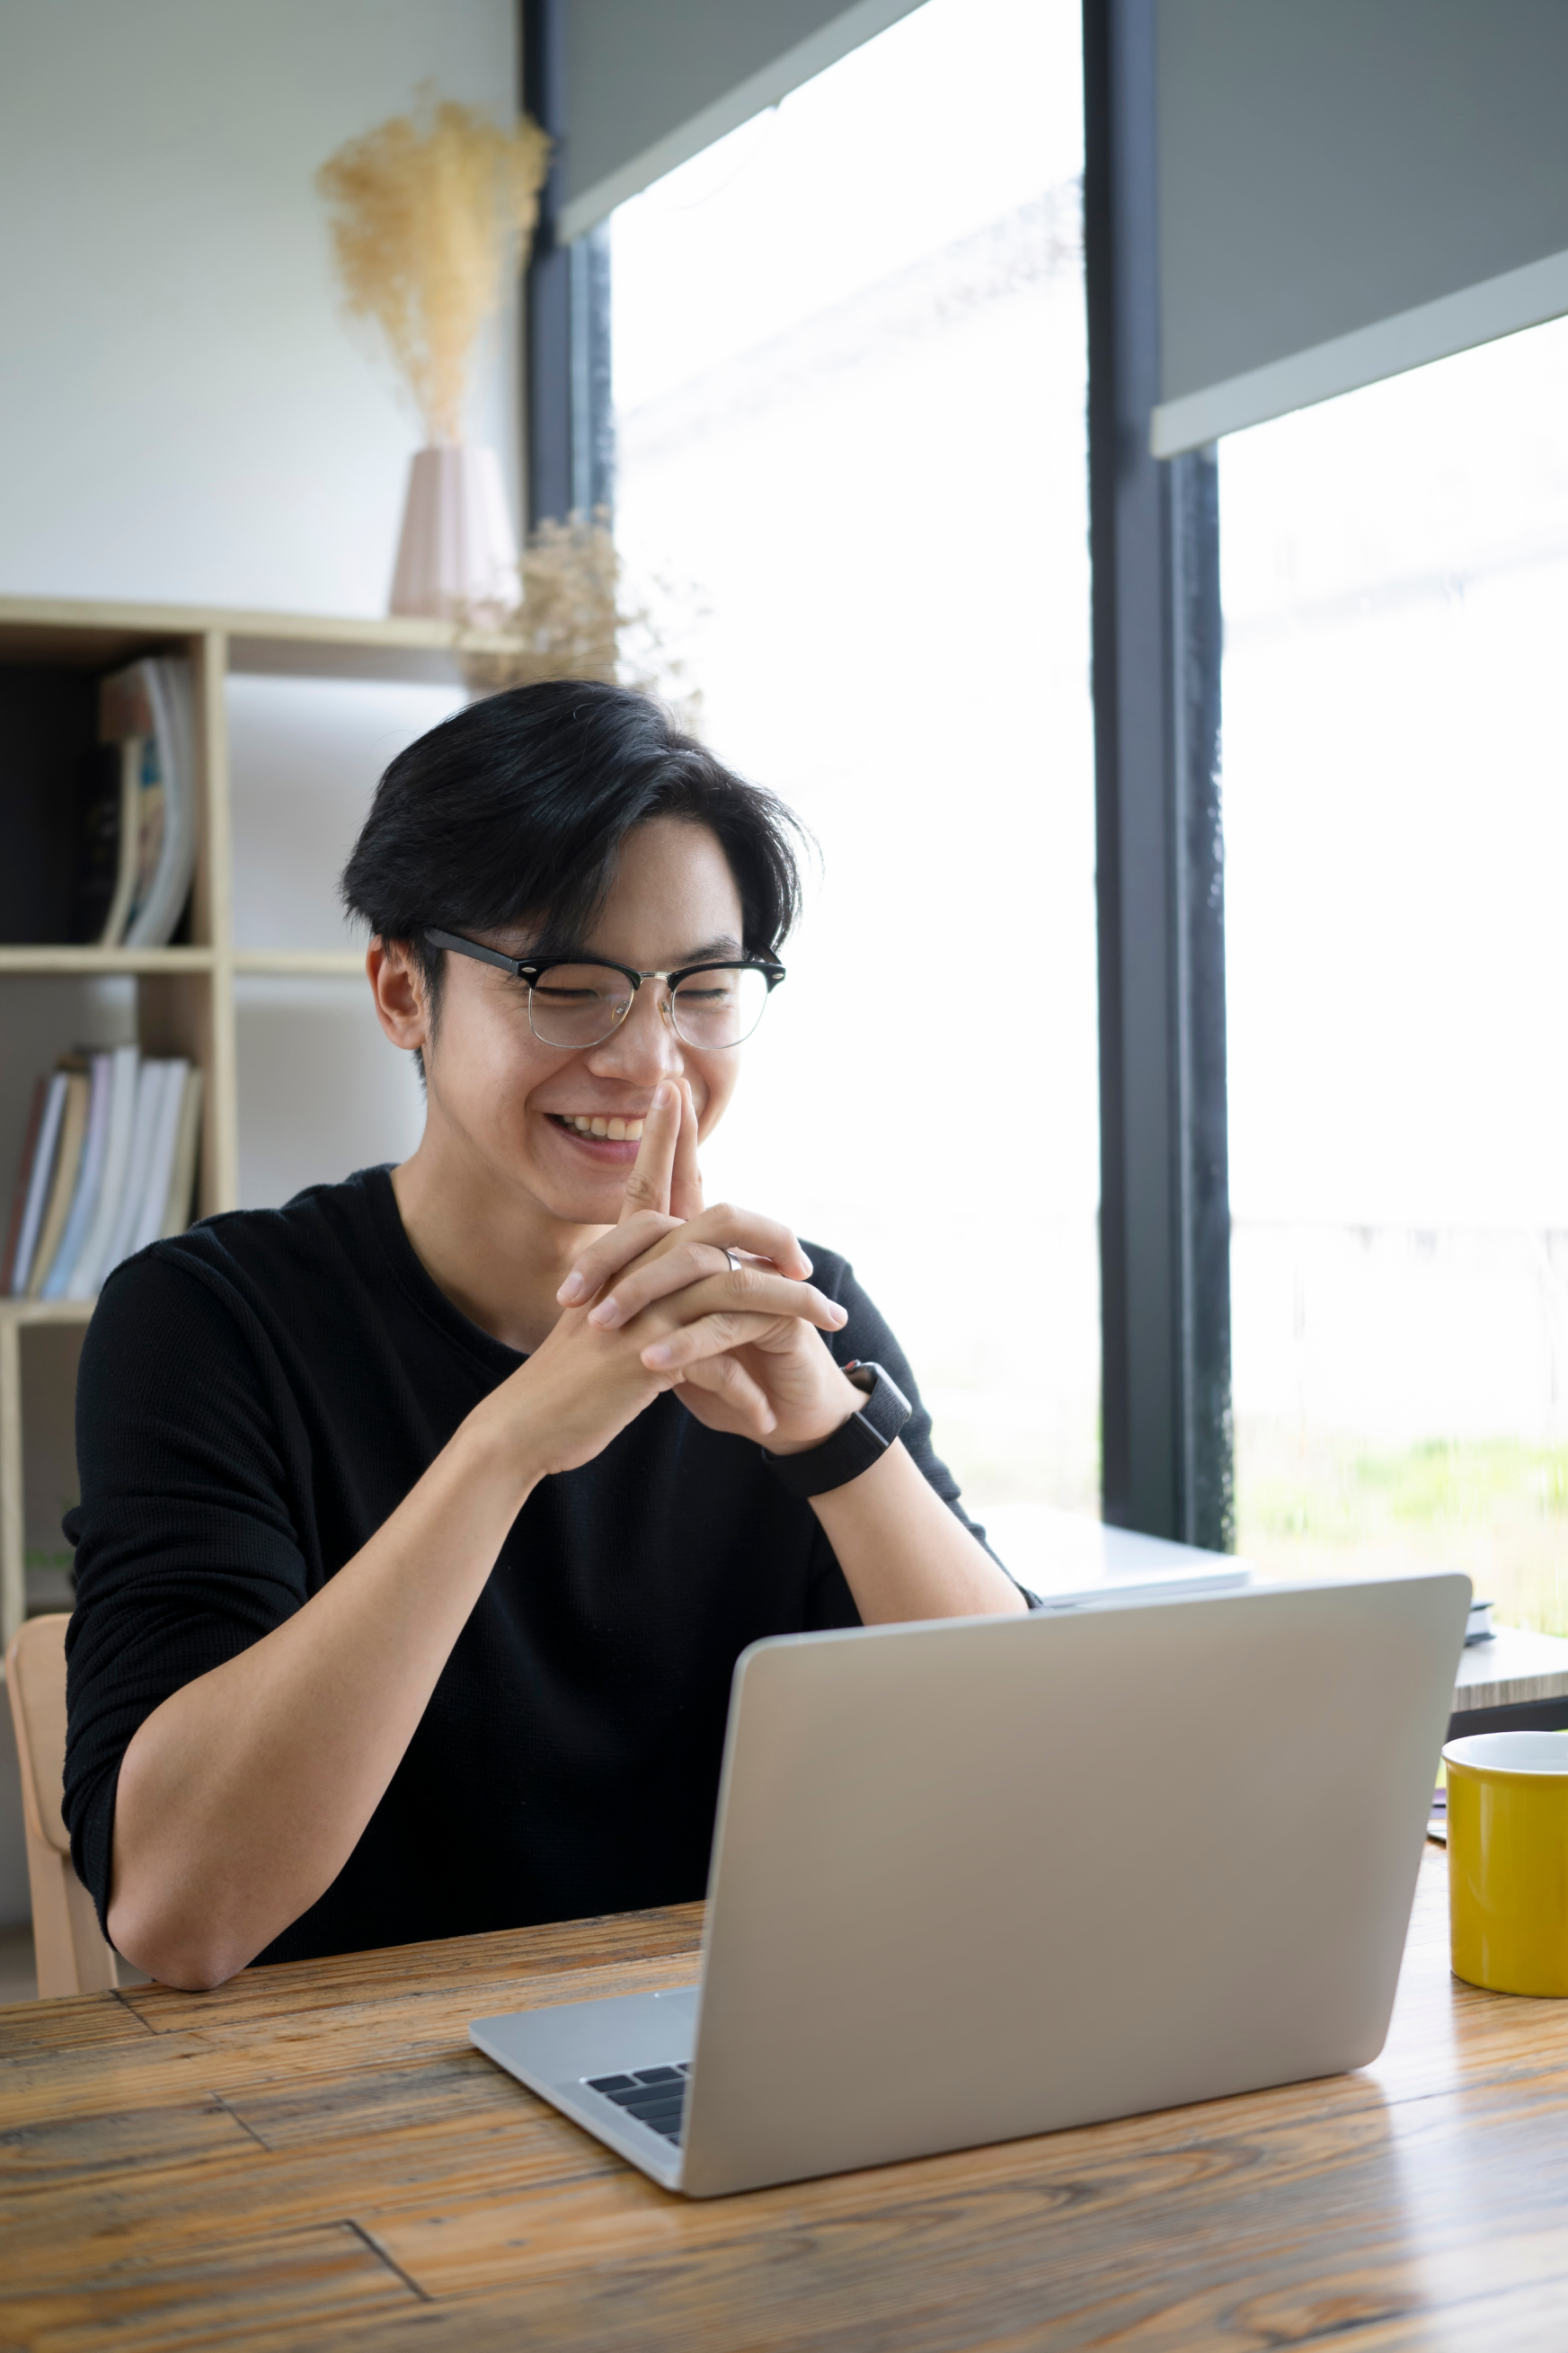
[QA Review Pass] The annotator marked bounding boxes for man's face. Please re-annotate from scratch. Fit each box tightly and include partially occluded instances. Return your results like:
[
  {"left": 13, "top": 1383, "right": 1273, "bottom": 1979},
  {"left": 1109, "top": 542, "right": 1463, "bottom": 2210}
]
[{"left": 417, "top": 816, "right": 749, "bottom": 1229}]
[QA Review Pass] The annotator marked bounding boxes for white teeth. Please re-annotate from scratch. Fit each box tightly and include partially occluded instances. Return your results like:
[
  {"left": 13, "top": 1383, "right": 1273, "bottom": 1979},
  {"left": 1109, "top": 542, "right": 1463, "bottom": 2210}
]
[{"left": 560, "top": 1114, "right": 643, "bottom": 1139}]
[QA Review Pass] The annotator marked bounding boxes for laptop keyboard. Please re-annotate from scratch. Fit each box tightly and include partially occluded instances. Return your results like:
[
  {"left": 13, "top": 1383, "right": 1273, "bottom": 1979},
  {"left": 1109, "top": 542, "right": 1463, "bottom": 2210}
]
[{"left": 585, "top": 2064, "right": 690, "bottom": 2144}]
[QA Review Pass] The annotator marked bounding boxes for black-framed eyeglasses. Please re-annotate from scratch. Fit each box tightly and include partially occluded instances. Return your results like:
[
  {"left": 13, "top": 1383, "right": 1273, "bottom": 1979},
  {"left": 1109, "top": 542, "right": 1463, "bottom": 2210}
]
[{"left": 425, "top": 928, "right": 785, "bottom": 1051}]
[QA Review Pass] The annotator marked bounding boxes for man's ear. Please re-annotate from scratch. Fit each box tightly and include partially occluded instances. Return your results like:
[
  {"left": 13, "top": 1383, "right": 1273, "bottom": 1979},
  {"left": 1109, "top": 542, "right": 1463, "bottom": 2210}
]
[{"left": 366, "top": 938, "right": 430, "bottom": 1053}]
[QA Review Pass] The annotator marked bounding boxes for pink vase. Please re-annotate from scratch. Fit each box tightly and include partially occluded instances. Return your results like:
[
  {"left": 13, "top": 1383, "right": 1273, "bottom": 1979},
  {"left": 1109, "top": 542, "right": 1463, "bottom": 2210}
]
[{"left": 388, "top": 445, "right": 518, "bottom": 621}]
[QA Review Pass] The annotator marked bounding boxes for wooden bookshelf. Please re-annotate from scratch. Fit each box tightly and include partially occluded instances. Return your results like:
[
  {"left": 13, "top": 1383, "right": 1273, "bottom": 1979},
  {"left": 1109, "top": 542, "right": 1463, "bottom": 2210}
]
[{"left": 0, "top": 593, "right": 495, "bottom": 1655}]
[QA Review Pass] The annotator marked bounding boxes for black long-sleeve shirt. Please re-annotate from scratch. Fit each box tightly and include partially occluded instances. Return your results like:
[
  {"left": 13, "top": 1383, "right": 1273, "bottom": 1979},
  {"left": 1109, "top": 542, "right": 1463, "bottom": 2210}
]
[{"left": 63, "top": 1164, "right": 1006, "bottom": 1966}]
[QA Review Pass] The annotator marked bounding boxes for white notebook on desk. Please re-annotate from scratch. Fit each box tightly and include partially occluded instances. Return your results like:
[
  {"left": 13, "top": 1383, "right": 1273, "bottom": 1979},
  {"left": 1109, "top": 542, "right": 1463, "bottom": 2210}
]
[{"left": 980, "top": 1502, "right": 1251, "bottom": 1612}]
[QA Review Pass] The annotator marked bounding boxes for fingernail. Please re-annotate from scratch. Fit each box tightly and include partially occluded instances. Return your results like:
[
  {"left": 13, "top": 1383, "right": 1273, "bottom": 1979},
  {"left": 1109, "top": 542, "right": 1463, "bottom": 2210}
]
[
  {"left": 830, "top": 1303, "right": 848, "bottom": 1323},
  {"left": 799, "top": 1255, "right": 813, "bottom": 1276},
  {"left": 643, "top": 1340, "right": 673, "bottom": 1366},
  {"left": 588, "top": 1298, "right": 619, "bottom": 1327},
  {"left": 557, "top": 1272, "right": 585, "bottom": 1303},
  {"left": 652, "top": 1081, "right": 674, "bottom": 1110}
]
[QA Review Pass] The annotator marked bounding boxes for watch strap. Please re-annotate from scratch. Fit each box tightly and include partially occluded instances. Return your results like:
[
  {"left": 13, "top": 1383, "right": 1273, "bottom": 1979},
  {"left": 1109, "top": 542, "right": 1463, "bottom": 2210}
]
[{"left": 762, "top": 1360, "right": 913, "bottom": 1499}]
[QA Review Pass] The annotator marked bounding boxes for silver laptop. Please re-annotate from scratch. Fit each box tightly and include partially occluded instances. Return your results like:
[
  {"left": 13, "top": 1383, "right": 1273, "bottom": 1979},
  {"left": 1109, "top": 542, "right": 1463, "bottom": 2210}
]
[{"left": 471, "top": 1573, "right": 1468, "bottom": 2198}]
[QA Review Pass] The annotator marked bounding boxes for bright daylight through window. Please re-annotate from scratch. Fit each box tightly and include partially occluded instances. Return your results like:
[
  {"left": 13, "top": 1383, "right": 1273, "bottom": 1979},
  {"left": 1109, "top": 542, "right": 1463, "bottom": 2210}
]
[
  {"left": 1224, "top": 315, "right": 1568, "bottom": 1629},
  {"left": 609, "top": 0, "right": 1098, "bottom": 1558}
]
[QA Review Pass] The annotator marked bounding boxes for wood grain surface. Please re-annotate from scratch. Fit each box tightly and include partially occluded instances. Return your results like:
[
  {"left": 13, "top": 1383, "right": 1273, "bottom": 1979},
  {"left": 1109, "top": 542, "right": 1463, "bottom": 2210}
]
[{"left": 3, "top": 1855, "right": 1565, "bottom": 2352}]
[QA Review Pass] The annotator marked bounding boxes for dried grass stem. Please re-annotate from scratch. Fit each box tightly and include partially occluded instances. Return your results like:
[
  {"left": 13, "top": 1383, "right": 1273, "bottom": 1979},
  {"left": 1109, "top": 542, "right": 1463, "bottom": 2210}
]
[{"left": 318, "top": 94, "right": 549, "bottom": 444}]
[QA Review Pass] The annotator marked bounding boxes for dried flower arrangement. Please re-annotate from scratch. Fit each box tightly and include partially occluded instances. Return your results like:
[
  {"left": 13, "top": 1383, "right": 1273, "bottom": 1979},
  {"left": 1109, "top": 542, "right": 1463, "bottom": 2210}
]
[
  {"left": 317, "top": 93, "right": 549, "bottom": 444},
  {"left": 460, "top": 512, "right": 705, "bottom": 733}
]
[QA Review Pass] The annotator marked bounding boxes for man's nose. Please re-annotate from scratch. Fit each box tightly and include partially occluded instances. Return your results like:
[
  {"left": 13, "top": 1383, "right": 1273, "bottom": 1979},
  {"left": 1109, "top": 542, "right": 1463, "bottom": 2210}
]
[{"left": 587, "top": 984, "right": 684, "bottom": 1081}]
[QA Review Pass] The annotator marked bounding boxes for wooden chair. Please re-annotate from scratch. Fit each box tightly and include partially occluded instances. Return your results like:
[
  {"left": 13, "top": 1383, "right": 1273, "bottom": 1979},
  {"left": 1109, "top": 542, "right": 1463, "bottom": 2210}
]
[{"left": 4, "top": 1613, "right": 117, "bottom": 1997}]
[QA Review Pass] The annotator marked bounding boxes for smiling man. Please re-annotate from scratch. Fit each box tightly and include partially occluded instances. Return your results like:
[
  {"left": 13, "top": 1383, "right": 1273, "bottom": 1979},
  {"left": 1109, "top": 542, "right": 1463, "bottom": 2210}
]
[{"left": 63, "top": 682, "right": 1030, "bottom": 1991}]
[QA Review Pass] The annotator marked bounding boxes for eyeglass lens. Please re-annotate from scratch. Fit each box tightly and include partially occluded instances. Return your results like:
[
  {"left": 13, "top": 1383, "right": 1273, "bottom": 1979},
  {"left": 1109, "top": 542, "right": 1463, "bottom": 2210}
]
[{"left": 527, "top": 965, "right": 770, "bottom": 1050}]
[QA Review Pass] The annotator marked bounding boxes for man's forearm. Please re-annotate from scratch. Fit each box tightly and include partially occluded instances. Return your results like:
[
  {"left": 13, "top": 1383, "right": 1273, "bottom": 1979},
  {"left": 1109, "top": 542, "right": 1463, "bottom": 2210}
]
[
  {"left": 810, "top": 1442, "right": 1028, "bottom": 1626},
  {"left": 107, "top": 1396, "right": 542, "bottom": 1989}
]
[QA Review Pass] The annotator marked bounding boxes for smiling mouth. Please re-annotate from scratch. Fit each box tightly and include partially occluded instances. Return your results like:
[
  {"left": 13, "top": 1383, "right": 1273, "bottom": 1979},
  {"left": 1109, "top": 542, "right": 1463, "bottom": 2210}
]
[{"left": 548, "top": 1113, "right": 646, "bottom": 1142}]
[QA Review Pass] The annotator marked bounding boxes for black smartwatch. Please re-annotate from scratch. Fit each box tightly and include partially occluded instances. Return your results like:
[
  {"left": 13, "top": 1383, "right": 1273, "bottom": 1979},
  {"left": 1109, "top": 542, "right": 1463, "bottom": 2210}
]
[{"left": 762, "top": 1360, "right": 913, "bottom": 1499}]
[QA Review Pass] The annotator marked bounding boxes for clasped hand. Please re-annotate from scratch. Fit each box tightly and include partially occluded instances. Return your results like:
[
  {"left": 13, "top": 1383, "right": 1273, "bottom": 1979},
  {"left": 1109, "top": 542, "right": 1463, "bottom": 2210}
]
[{"left": 508, "top": 1079, "right": 862, "bottom": 1479}]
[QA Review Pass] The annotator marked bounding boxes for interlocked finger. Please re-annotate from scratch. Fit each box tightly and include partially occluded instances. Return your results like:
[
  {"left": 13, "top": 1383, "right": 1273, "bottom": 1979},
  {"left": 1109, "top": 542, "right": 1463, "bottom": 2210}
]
[
  {"left": 640, "top": 1310, "right": 779, "bottom": 1372},
  {"left": 633, "top": 1271, "right": 846, "bottom": 1362},
  {"left": 588, "top": 1238, "right": 764, "bottom": 1330},
  {"left": 561, "top": 1202, "right": 811, "bottom": 1311},
  {"left": 678, "top": 1349, "right": 776, "bottom": 1432}
]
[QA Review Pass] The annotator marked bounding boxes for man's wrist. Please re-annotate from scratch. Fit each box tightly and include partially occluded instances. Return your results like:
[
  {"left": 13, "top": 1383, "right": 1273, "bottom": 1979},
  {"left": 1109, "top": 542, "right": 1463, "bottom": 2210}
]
[
  {"left": 762, "top": 1372, "right": 864, "bottom": 1457},
  {"left": 762, "top": 1363, "right": 914, "bottom": 1498},
  {"left": 456, "top": 1388, "right": 549, "bottom": 1503}
]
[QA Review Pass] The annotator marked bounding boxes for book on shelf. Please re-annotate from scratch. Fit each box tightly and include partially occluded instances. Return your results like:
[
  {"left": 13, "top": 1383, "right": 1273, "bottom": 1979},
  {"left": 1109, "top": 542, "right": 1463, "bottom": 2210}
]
[
  {"left": 158, "top": 1064, "right": 203, "bottom": 1250},
  {"left": 22, "top": 1067, "right": 89, "bottom": 1297},
  {"left": 71, "top": 741, "right": 139, "bottom": 947},
  {"left": 66, "top": 659, "right": 197, "bottom": 949},
  {"left": 4, "top": 1049, "right": 202, "bottom": 1300},
  {"left": 43, "top": 1052, "right": 113, "bottom": 1297},
  {"left": 102, "top": 1057, "right": 170, "bottom": 1274},
  {"left": 1, "top": 1075, "right": 57, "bottom": 1292},
  {"left": 65, "top": 1043, "right": 139, "bottom": 1300}
]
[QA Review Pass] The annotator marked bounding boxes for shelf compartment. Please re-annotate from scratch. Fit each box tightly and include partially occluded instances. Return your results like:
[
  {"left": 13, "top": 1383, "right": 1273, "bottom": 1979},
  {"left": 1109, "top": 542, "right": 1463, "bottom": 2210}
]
[{"left": 0, "top": 1301, "right": 93, "bottom": 1649}]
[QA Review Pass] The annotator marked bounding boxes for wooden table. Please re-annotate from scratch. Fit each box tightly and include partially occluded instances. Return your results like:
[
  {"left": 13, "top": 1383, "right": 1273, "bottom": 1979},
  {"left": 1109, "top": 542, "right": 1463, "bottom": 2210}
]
[
  {"left": 3, "top": 1850, "right": 1567, "bottom": 2352},
  {"left": 1451, "top": 1623, "right": 1568, "bottom": 1735}
]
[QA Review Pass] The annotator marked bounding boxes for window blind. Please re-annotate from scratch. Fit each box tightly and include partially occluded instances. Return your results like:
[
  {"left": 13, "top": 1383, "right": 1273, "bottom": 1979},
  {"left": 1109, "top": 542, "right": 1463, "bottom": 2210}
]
[
  {"left": 559, "top": 0, "right": 924, "bottom": 240},
  {"left": 1154, "top": 0, "right": 1568, "bottom": 454}
]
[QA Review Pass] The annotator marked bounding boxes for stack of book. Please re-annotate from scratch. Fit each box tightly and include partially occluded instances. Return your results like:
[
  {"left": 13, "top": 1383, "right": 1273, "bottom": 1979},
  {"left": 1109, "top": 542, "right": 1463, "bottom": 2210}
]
[
  {"left": 73, "top": 658, "right": 197, "bottom": 947},
  {"left": 2, "top": 1052, "right": 204, "bottom": 1301}
]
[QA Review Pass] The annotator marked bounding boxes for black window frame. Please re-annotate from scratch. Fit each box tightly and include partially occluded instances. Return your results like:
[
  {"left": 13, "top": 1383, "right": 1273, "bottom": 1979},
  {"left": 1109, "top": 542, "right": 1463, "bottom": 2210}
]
[{"left": 1084, "top": 0, "right": 1232, "bottom": 1549}]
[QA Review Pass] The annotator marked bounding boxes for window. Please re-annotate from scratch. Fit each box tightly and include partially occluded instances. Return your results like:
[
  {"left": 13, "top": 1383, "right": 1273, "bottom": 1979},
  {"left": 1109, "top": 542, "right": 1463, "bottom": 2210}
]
[
  {"left": 1223, "top": 317, "right": 1568, "bottom": 1627},
  {"left": 608, "top": 0, "right": 1097, "bottom": 1551}
]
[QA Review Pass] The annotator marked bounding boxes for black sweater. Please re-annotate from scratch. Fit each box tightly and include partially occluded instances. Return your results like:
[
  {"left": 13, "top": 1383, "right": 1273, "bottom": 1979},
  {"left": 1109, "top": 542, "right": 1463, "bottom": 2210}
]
[{"left": 64, "top": 1165, "right": 1002, "bottom": 1965}]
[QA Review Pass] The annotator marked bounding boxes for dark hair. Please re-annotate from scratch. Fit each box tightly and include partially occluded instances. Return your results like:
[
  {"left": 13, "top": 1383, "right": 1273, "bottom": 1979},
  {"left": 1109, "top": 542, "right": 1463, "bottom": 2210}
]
[{"left": 341, "top": 681, "right": 807, "bottom": 1036}]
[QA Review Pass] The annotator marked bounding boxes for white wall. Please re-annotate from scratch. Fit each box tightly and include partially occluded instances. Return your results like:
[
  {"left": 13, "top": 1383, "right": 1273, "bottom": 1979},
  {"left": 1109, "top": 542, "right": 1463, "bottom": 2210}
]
[
  {"left": 0, "top": 0, "right": 513, "bottom": 1933},
  {"left": 0, "top": 0, "right": 517, "bottom": 611},
  {"left": 228, "top": 673, "right": 463, "bottom": 1209}
]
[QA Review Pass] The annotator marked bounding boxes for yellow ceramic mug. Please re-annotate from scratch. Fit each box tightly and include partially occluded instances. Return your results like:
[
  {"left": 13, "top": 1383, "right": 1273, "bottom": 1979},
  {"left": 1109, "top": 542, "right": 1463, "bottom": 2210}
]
[{"left": 1445, "top": 1730, "right": 1568, "bottom": 1996}]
